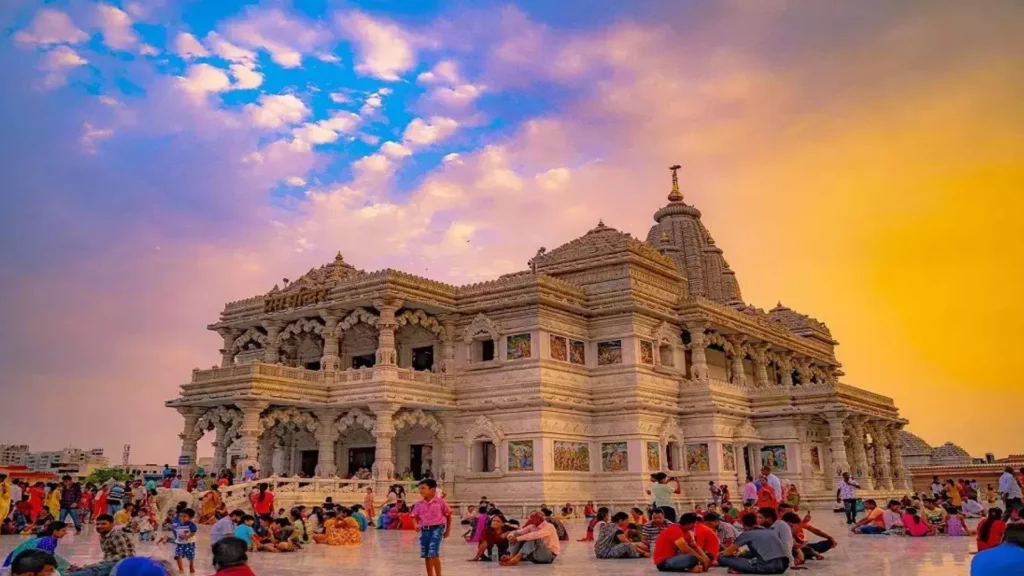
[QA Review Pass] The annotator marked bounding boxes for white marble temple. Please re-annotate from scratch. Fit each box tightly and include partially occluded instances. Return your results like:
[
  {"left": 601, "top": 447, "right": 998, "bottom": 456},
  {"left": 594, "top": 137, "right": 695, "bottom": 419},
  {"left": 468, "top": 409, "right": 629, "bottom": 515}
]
[{"left": 1, "top": 510, "right": 976, "bottom": 575}]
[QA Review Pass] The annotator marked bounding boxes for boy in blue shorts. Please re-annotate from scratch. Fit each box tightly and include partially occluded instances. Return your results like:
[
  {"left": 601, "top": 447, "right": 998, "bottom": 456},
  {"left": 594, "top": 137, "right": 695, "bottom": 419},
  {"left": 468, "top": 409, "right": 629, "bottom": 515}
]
[
  {"left": 172, "top": 508, "right": 198, "bottom": 574},
  {"left": 411, "top": 478, "right": 451, "bottom": 576}
]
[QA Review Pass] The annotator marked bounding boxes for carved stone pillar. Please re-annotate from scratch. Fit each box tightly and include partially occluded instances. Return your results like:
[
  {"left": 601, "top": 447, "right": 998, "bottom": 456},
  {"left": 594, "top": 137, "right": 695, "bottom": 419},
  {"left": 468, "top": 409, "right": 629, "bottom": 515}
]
[
  {"left": 320, "top": 313, "right": 341, "bottom": 372},
  {"left": 374, "top": 299, "right": 402, "bottom": 366},
  {"left": 262, "top": 322, "right": 283, "bottom": 364},
  {"left": 212, "top": 423, "right": 229, "bottom": 473},
  {"left": 235, "top": 400, "right": 268, "bottom": 477},
  {"left": 848, "top": 418, "right": 874, "bottom": 490},
  {"left": 887, "top": 425, "right": 909, "bottom": 490},
  {"left": 440, "top": 316, "right": 457, "bottom": 377},
  {"left": 280, "top": 432, "right": 294, "bottom": 476},
  {"left": 218, "top": 329, "right": 240, "bottom": 368},
  {"left": 793, "top": 358, "right": 810, "bottom": 387},
  {"left": 825, "top": 413, "right": 850, "bottom": 479},
  {"left": 778, "top": 353, "right": 794, "bottom": 387},
  {"left": 439, "top": 412, "right": 457, "bottom": 495},
  {"left": 371, "top": 404, "right": 398, "bottom": 482},
  {"left": 794, "top": 417, "right": 816, "bottom": 492},
  {"left": 750, "top": 344, "right": 770, "bottom": 388},
  {"left": 315, "top": 409, "right": 341, "bottom": 477},
  {"left": 258, "top": 435, "right": 275, "bottom": 477},
  {"left": 870, "top": 421, "right": 894, "bottom": 490},
  {"left": 176, "top": 407, "right": 204, "bottom": 480},
  {"left": 686, "top": 322, "right": 709, "bottom": 381},
  {"left": 726, "top": 336, "right": 747, "bottom": 385}
]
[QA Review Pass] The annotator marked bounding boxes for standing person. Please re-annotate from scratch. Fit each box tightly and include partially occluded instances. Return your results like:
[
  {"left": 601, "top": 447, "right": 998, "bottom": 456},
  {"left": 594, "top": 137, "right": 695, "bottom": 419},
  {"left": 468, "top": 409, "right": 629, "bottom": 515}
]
[
  {"left": 410, "top": 478, "right": 451, "bottom": 576},
  {"left": 209, "top": 536, "right": 257, "bottom": 576},
  {"left": 92, "top": 485, "right": 108, "bottom": 522},
  {"left": 742, "top": 475, "right": 758, "bottom": 507},
  {"left": 79, "top": 485, "right": 94, "bottom": 525},
  {"left": 172, "top": 509, "right": 199, "bottom": 575},
  {"left": 363, "top": 487, "right": 376, "bottom": 527},
  {"left": 106, "top": 484, "right": 126, "bottom": 516},
  {"left": 0, "top": 475, "right": 11, "bottom": 527},
  {"left": 720, "top": 512, "right": 790, "bottom": 574},
  {"left": 709, "top": 482, "right": 723, "bottom": 506},
  {"left": 242, "top": 467, "right": 257, "bottom": 483},
  {"left": 250, "top": 484, "right": 274, "bottom": 518},
  {"left": 11, "top": 480, "right": 23, "bottom": 513},
  {"left": 836, "top": 472, "right": 861, "bottom": 525},
  {"left": 761, "top": 467, "right": 782, "bottom": 500},
  {"left": 647, "top": 473, "right": 681, "bottom": 522},
  {"left": 999, "top": 466, "right": 1023, "bottom": 521},
  {"left": 931, "top": 476, "right": 943, "bottom": 497},
  {"left": 57, "top": 476, "right": 82, "bottom": 535},
  {"left": 971, "top": 524, "right": 1024, "bottom": 576},
  {"left": 755, "top": 475, "right": 779, "bottom": 512},
  {"left": 44, "top": 485, "right": 60, "bottom": 522}
]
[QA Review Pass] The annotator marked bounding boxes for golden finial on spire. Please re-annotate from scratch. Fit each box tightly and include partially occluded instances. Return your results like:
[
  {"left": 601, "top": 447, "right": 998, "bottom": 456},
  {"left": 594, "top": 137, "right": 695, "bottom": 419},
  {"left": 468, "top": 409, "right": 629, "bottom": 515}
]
[{"left": 668, "top": 164, "right": 683, "bottom": 202}]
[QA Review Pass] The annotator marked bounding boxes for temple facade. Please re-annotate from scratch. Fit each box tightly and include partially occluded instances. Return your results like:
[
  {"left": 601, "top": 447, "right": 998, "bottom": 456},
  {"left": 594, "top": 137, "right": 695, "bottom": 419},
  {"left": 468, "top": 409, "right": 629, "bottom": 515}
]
[{"left": 167, "top": 169, "right": 910, "bottom": 505}]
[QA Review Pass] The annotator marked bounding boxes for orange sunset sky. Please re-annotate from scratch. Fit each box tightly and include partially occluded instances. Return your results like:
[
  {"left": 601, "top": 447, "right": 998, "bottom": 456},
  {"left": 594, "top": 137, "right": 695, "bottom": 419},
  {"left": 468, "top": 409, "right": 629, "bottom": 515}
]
[{"left": 0, "top": 0, "right": 1021, "bottom": 462}]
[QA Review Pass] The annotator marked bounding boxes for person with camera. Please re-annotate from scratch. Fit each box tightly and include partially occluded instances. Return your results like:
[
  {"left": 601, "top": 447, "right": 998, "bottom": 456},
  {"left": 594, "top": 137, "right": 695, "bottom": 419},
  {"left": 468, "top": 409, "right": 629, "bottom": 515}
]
[{"left": 647, "top": 473, "right": 681, "bottom": 523}]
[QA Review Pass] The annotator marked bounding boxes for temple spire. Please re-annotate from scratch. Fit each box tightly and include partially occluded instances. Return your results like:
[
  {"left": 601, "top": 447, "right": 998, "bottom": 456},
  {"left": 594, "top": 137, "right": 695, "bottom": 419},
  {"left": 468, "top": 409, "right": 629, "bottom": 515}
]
[{"left": 668, "top": 164, "right": 683, "bottom": 202}]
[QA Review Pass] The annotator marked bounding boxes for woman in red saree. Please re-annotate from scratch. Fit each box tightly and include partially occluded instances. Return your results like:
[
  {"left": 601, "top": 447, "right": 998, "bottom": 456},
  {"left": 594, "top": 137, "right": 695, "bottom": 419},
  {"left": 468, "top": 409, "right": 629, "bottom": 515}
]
[
  {"left": 755, "top": 476, "right": 779, "bottom": 512},
  {"left": 27, "top": 483, "right": 45, "bottom": 522},
  {"left": 92, "top": 485, "right": 109, "bottom": 520}
]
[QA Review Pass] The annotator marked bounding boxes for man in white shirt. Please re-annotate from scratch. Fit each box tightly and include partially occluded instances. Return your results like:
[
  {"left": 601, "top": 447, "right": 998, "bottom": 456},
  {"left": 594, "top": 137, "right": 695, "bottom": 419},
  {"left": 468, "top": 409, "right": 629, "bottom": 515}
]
[
  {"left": 930, "top": 476, "right": 943, "bottom": 497},
  {"left": 998, "top": 466, "right": 1023, "bottom": 521},
  {"left": 10, "top": 480, "right": 23, "bottom": 509},
  {"left": 836, "top": 472, "right": 861, "bottom": 525}
]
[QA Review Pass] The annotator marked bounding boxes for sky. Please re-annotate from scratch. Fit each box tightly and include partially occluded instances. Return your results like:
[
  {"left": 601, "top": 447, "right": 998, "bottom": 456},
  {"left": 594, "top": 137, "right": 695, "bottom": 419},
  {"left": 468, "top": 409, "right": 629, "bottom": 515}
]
[{"left": 0, "top": 0, "right": 1021, "bottom": 464}]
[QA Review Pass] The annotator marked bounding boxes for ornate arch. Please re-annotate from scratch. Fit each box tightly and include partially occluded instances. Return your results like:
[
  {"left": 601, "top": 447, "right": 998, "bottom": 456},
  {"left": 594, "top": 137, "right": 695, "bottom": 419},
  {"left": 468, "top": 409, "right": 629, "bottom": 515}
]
[
  {"left": 462, "top": 313, "right": 501, "bottom": 344},
  {"left": 339, "top": 307, "right": 379, "bottom": 332},
  {"left": 333, "top": 408, "right": 376, "bottom": 435},
  {"left": 280, "top": 317, "right": 325, "bottom": 341},
  {"left": 230, "top": 328, "right": 267, "bottom": 354},
  {"left": 397, "top": 309, "right": 446, "bottom": 338},
  {"left": 392, "top": 409, "right": 446, "bottom": 440},
  {"left": 462, "top": 415, "right": 504, "bottom": 448},
  {"left": 260, "top": 407, "right": 321, "bottom": 435},
  {"left": 704, "top": 331, "right": 731, "bottom": 352},
  {"left": 657, "top": 418, "right": 684, "bottom": 445},
  {"left": 192, "top": 406, "right": 243, "bottom": 442},
  {"left": 653, "top": 321, "right": 679, "bottom": 346}
]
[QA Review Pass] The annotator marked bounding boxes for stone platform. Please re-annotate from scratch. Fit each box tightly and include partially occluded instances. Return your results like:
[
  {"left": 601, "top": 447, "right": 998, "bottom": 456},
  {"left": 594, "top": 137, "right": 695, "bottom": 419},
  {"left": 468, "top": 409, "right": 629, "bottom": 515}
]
[{"left": 0, "top": 510, "right": 976, "bottom": 575}]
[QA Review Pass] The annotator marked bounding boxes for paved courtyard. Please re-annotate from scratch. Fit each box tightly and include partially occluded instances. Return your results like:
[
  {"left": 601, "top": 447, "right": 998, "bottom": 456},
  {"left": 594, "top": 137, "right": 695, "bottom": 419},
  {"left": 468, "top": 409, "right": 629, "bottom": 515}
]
[{"left": 0, "top": 510, "right": 977, "bottom": 576}]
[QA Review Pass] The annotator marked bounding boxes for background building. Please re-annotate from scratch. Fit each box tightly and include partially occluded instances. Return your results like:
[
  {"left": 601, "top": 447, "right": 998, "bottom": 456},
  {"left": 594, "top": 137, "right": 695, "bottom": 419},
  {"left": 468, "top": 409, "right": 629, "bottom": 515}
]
[
  {"left": 0, "top": 444, "right": 30, "bottom": 466},
  {"left": 18, "top": 447, "right": 108, "bottom": 477}
]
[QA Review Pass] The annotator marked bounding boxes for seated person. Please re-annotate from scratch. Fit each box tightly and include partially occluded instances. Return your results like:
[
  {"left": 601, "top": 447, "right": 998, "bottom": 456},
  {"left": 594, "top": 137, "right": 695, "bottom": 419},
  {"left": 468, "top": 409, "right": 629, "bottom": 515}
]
[
  {"left": 595, "top": 513, "right": 649, "bottom": 559},
  {"left": 782, "top": 512, "right": 836, "bottom": 564},
  {"left": 500, "top": 512, "right": 560, "bottom": 566},
  {"left": 542, "top": 508, "right": 569, "bottom": 541},
  {"left": 882, "top": 500, "right": 905, "bottom": 535},
  {"left": 852, "top": 499, "right": 886, "bottom": 534},
  {"left": 470, "top": 515, "right": 512, "bottom": 562},
  {"left": 902, "top": 507, "right": 934, "bottom": 537},
  {"left": 921, "top": 499, "right": 948, "bottom": 533},
  {"left": 651, "top": 512, "right": 718, "bottom": 572},
  {"left": 720, "top": 512, "right": 790, "bottom": 574},
  {"left": 703, "top": 513, "right": 737, "bottom": 548}
]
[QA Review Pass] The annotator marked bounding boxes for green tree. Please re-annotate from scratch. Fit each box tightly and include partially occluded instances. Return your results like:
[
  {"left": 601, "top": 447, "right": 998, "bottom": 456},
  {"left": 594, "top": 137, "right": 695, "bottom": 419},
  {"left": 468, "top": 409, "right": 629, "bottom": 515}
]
[{"left": 84, "top": 468, "right": 133, "bottom": 485}]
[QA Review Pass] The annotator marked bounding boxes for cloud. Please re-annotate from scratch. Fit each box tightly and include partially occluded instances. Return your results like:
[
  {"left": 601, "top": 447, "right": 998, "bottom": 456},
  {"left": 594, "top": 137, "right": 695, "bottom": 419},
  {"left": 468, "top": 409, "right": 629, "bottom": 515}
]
[
  {"left": 80, "top": 122, "right": 114, "bottom": 154},
  {"left": 284, "top": 176, "right": 306, "bottom": 187},
  {"left": 536, "top": 167, "right": 570, "bottom": 191},
  {"left": 224, "top": 8, "right": 328, "bottom": 68},
  {"left": 245, "top": 94, "right": 310, "bottom": 129},
  {"left": 337, "top": 11, "right": 415, "bottom": 81},
  {"left": 204, "top": 32, "right": 256, "bottom": 63},
  {"left": 39, "top": 46, "right": 88, "bottom": 89},
  {"left": 380, "top": 141, "right": 413, "bottom": 159},
  {"left": 177, "top": 64, "right": 232, "bottom": 96},
  {"left": 329, "top": 92, "right": 350, "bottom": 104},
  {"left": 402, "top": 116, "right": 459, "bottom": 147},
  {"left": 13, "top": 8, "right": 89, "bottom": 46},
  {"left": 96, "top": 3, "right": 139, "bottom": 51},
  {"left": 417, "top": 60, "right": 460, "bottom": 84},
  {"left": 291, "top": 111, "right": 361, "bottom": 145},
  {"left": 229, "top": 64, "right": 263, "bottom": 90},
  {"left": 351, "top": 153, "right": 390, "bottom": 175},
  {"left": 139, "top": 43, "right": 160, "bottom": 56},
  {"left": 317, "top": 53, "right": 341, "bottom": 64},
  {"left": 429, "top": 84, "right": 485, "bottom": 108},
  {"left": 442, "top": 152, "right": 462, "bottom": 165},
  {"left": 174, "top": 32, "right": 209, "bottom": 59},
  {"left": 358, "top": 88, "right": 392, "bottom": 116}
]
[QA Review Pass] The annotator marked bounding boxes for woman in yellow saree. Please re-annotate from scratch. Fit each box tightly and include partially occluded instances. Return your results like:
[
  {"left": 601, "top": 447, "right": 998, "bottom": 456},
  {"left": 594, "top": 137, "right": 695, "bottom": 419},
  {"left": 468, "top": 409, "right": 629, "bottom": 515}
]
[
  {"left": 198, "top": 490, "right": 222, "bottom": 524},
  {"left": 0, "top": 475, "right": 11, "bottom": 525},
  {"left": 45, "top": 485, "right": 61, "bottom": 520},
  {"left": 322, "top": 509, "right": 361, "bottom": 546}
]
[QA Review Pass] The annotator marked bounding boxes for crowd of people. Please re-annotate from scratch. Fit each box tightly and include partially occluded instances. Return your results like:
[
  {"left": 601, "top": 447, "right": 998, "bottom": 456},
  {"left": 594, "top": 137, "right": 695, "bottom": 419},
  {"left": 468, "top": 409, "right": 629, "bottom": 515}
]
[{"left": 3, "top": 464, "right": 1024, "bottom": 575}]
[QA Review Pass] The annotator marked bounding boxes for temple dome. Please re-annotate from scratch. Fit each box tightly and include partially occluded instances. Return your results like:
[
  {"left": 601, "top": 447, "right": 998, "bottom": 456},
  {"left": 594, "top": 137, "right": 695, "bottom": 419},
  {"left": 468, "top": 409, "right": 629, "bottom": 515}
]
[
  {"left": 646, "top": 168, "right": 743, "bottom": 305},
  {"left": 266, "top": 252, "right": 360, "bottom": 295},
  {"left": 899, "top": 431, "right": 934, "bottom": 457},
  {"left": 931, "top": 442, "right": 973, "bottom": 465}
]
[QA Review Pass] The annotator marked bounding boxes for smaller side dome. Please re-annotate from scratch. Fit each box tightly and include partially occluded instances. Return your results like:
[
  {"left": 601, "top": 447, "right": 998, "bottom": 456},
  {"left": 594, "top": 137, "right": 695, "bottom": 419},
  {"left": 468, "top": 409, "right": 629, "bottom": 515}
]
[{"left": 931, "top": 441, "right": 973, "bottom": 465}]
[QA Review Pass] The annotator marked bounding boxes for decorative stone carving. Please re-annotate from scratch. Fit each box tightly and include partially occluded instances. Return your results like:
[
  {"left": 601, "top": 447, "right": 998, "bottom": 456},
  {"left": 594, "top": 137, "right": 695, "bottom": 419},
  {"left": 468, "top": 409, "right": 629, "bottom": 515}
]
[
  {"left": 333, "top": 408, "right": 376, "bottom": 435},
  {"left": 393, "top": 409, "right": 447, "bottom": 439},
  {"left": 462, "top": 415, "right": 504, "bottom": 448},
  {"left": 192, "top": 406, "right": 243, "bottom": 443},
  {"left": 280, "top": 317, "right": 326, "bottom": 341},
  {"left": 463, "top": 313, "right": 501, "bottom": 344},
  {"left": 230, "top": 328, "right": 267, "bottom": 354},
  {"left": 396, "top": 309, "right": 447, "bottom": 338},
  {"left": 338, "top": 307, "right": 379, "bottom": 331},
  {"left": 260, "top": 407, "right": 321, "bottom": 435}
]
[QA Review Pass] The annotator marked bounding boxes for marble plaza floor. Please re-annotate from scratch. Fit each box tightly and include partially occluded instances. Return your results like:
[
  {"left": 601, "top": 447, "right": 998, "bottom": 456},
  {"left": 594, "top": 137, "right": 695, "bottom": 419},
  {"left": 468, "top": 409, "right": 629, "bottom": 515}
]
[{"left": 1, "top": 510, "right": 978, "bottom": 576}]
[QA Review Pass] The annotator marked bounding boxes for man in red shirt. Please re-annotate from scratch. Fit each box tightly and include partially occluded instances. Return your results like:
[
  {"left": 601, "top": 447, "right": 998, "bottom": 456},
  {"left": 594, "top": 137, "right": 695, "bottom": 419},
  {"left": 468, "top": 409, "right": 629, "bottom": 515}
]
[{"left": 652, "top": 512, "right": 720, "bottom": 572}]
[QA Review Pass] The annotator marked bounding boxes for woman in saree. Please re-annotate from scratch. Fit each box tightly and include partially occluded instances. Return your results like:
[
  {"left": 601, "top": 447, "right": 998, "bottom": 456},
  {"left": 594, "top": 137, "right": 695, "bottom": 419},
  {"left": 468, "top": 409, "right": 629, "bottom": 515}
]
[
  {"left": 326, "top": 508, "right": 362, "bottom": 545},
  {"left": 27, "top": 482, "right": 45, "bottom": 522},
  {"left": 198, "top": 490, "right": 222, "bottom": 524},
  {"left": 44, "top": 484, "right": 61, "bottom": 521},
  {"left": 0, "top": 475, "right": 11, "bottom": 526},
  {"left": 784, "top": 484, "right": 802, "bottom": 511},
  {"left": 362, "top": 487, "right": 376, "bottom": 526},
  {"left": 2, "top": 521, "right": 72, "bottom": 572},
  {"left": 92, "top": 484, "right": 109, "bottom": 521},
  {"left": 756, "top": 475, "right": 779, "bottom": 512}
]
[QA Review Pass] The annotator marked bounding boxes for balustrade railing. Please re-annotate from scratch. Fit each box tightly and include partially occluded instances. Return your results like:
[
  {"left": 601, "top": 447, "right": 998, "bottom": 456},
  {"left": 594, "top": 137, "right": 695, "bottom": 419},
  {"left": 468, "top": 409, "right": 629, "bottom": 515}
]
[{"left": 191, "top": 362, "right": 444, "bottom": 386}]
